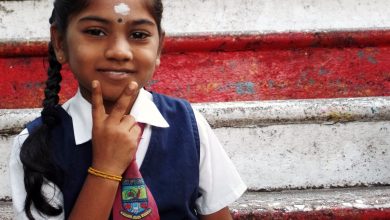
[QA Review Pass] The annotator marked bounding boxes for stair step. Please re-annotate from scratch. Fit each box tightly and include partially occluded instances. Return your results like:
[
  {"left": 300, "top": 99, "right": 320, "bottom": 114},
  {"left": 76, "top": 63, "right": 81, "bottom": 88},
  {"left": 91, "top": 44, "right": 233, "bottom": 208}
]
[
  {"left": 1, "top": 187, "right": 390, "bottom": 219},
  {"left": 0, "top": 202, "right": 12, "bottom": 220},
  {"left": 1, "top": 98, "right": 389, "bottom": 199},
  {"left": 231, "top": 186, "right": 390, "bottom": 219}
]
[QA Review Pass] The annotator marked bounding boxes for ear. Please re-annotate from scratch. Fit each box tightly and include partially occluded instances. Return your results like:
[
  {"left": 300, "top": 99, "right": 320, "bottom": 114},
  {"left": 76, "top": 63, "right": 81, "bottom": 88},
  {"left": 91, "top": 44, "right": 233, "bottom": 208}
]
[
  {"left": 50, "top": 25, "right": 67, "bottom": 64},
  {"left": 156, "top": 31, "right": 166, "bottom": 67}
]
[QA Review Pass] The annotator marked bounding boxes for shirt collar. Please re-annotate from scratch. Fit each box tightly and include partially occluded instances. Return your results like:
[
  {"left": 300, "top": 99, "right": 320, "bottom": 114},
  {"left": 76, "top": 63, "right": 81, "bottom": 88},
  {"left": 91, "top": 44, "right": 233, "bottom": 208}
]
[{"left": 62, "top": 88, "right": 169, "bottom": 145}]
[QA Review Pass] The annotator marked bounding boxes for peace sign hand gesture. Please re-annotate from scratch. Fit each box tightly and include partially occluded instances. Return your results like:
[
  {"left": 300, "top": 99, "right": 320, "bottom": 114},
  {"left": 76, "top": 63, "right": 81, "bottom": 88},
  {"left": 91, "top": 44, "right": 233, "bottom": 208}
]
[{"left": 90, "top": 80, "right": 141, "bottom": 176}]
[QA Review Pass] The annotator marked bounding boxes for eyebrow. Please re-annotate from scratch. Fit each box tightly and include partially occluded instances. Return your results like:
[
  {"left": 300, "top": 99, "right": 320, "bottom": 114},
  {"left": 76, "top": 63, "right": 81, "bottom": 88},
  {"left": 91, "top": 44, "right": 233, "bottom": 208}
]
[
  {"left": 78, "top": 16, "right": 110, "bottom": 24},
  {"left": 131, "top": 19, "right": 156, "bottom": 27},
  {"left": 78, "top": 16, "right": 156, "bottom": 27}
]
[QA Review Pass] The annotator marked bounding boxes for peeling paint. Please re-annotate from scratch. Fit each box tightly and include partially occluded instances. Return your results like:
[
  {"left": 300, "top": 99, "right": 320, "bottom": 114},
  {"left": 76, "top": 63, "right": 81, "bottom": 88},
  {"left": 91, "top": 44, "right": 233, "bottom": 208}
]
[
  {"left": 358, "top": 49, "right": 379, "bottom": 64},
  {"left": 327, "top": 112, "right": 355, "bottom": 122},
  {"left": 319, "top": 67, "right": 330, "bottom": 75},
  {"left": 235, "top": 82, "right": 255, "bottom": 95}
]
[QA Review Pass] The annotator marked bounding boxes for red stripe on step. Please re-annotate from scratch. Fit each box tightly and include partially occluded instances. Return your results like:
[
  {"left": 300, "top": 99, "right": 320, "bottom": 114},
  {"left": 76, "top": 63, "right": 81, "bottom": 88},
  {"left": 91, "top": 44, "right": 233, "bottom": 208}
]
[{"left": 1, "top": 30, "right": 389, "bottom": 108}]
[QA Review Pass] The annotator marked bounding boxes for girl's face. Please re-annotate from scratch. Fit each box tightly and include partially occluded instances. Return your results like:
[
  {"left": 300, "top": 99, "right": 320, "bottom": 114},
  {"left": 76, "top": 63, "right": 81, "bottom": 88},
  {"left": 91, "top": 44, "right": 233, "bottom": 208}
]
[{"left": 52, "top": 0, "right": 162, "bottom": 106}]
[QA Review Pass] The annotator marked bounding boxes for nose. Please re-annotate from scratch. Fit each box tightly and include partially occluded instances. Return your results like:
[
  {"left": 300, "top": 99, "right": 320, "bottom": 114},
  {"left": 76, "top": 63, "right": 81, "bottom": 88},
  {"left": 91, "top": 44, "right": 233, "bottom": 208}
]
[{"left": 104, "top": 35, "right": 133, "bottom": 62}]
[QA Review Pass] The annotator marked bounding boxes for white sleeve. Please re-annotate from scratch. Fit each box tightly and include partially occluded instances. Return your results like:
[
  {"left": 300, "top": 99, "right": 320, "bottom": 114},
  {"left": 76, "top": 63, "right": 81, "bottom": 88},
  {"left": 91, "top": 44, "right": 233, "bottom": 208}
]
[
  {"left": 9, "top": 129, "right": 64, "bottom": 220},
  {"left": 194, "top": 111, "right": 247, "bottom": 215}
]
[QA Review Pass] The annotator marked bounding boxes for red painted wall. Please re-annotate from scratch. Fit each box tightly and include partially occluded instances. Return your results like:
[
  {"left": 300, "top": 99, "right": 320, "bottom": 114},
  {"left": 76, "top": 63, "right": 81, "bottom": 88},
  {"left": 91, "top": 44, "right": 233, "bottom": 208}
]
[{"left": 1, "top": 31, "right": 390, "bottom": 108}]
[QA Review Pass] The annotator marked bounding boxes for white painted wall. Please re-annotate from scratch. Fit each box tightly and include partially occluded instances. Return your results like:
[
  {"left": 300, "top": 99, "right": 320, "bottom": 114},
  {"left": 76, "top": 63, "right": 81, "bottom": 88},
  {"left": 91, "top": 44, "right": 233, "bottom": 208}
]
[{"left": 1, "top": 0, "right": 390, "bottom": 40}]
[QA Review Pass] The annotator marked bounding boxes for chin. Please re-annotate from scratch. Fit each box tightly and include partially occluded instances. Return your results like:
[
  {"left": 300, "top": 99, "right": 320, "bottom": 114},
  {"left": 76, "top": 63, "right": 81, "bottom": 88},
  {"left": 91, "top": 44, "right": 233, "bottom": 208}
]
[
  {"left": 102, "top": 93, "right": 122, "bottom": 103},
  {"left": 101, "top": 86, "right": 125, "bottom": 99}
]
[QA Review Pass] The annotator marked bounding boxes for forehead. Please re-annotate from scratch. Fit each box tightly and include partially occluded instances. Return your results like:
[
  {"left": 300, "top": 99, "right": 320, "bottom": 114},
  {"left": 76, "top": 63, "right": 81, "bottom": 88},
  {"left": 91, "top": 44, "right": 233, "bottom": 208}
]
[{"left": 78, "top": 0, "right": 153, "bottom": 19}]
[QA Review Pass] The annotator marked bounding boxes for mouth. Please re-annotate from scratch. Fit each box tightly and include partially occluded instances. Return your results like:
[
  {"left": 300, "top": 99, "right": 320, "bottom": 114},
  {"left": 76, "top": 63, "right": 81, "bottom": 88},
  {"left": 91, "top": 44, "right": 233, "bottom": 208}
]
[{"left": 97, "top": 68, "right": 136, "bottom": 80}]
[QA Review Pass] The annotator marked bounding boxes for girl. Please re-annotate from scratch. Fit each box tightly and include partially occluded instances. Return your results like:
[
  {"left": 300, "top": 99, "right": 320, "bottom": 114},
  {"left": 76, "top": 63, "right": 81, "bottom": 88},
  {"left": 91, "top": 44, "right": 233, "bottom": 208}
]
[{"left": 9, "top": 0, "right": 246, "bottom": 219}]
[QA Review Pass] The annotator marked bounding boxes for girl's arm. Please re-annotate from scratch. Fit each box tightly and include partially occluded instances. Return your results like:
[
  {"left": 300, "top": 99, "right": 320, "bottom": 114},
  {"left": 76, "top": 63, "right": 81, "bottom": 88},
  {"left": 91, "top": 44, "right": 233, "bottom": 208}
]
[
  {"left": 68, "top": 175, "right": 119, "bottom": 220},
  {"left": 200, "top": 207, "right": 233, "bottom": 220},
  {"left": 69, "top": 81, "right": 140, "bottom": 219},
  {"left": 194, "top": 110, "right": 247, "bottom": 217}
]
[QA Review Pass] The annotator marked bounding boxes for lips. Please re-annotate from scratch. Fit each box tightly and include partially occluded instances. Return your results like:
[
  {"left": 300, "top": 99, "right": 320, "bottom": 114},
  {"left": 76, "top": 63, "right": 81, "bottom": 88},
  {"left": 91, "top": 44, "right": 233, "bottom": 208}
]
[{"left": 97, "top": 68, "right": 135, "bottom": 80}]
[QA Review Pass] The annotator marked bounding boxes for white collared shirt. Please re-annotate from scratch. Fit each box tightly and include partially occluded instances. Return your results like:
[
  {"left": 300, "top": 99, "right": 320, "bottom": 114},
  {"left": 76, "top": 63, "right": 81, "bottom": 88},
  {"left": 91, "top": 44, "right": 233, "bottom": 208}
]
[{"left": 9, "top": 89, "right": 246, "bottom": 219}]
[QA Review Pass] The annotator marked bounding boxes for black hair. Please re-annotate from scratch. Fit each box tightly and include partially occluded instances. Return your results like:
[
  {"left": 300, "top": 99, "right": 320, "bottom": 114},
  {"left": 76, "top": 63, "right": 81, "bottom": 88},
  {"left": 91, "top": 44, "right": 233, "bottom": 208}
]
[
  {"left": 145, "top": 0, "right": 164, "bottom": 35},
  {"left": 19, "top": 0, "right": 163, "bottom": 219}
]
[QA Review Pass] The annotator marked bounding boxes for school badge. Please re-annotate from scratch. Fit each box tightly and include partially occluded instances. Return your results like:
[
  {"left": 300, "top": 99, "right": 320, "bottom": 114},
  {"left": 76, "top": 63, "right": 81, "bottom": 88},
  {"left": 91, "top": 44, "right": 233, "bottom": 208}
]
[{"left": 120, "top": 178, "right": 152, "bottom": 219}]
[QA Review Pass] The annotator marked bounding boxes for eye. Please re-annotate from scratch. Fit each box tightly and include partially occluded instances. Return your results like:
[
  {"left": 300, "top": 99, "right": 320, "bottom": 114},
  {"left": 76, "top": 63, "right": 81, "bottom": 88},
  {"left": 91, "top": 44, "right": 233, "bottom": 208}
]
[
  {"left": 130, "top": 31, "right": 150, "bottom": 40},
  {"left": 84, "top": 28, "right": 106, "bottom": 37}
]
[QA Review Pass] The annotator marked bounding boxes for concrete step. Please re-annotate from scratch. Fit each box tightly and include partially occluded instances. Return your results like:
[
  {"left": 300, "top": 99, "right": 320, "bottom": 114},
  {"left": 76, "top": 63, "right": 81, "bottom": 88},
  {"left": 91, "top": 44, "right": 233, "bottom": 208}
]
[
  {"left": 1, "top": 187, "right": 390, "bottom": 219},
  {"left": 231, "top": 186, "right": 390, "bottom": 219},
  {"left": 0, "top": 202, "right": 12, "bottom": 220},
  {"left": 1, "top": 96, "right": 389, "bottom": 200}
]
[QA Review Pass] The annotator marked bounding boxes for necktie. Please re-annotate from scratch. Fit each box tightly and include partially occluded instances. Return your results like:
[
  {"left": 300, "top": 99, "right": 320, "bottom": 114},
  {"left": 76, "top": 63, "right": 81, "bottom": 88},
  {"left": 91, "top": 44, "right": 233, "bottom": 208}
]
[{"left": 112, "top": 123, "right": 160, "bottom": 220}]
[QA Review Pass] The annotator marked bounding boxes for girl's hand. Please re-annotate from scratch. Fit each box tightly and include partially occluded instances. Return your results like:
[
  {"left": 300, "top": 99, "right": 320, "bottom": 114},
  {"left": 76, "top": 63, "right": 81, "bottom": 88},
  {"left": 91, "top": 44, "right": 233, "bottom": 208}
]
[{"left": 90, "top": 80, "right": 141, "bottom": 176}]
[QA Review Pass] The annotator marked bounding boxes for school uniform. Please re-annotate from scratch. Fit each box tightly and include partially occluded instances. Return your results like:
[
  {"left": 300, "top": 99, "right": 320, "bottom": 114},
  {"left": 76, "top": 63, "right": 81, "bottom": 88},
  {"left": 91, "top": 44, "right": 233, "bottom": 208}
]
[{"left": 9, "top": 88, "right": 246, "bottom": 219}]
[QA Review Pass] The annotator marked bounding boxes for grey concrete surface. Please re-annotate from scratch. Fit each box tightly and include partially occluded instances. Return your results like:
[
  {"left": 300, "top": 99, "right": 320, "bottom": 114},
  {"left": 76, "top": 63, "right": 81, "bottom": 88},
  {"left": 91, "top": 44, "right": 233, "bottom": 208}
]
[
  {"left": 1, "top": 0, "right": 390, "bottom": 40},
  {"left": 230, "top": 186, "right": 390, "bottom": 213},
  {"left": 2, "top": 187, "right": 390, "bottom": 219},
  {"left": 1, "top": 97, "right": 390, "bottom": 199}
]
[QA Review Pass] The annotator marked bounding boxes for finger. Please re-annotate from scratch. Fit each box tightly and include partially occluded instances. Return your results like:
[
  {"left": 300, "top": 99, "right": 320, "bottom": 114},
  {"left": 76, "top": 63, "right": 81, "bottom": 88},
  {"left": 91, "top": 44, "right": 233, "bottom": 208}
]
[
  {"left": 130, "top": 123, "right": 142, "bottom": 142},
  {"left": 119, "top": 115, "right": 137, "bottom": 130},
  {"left": 91, "top": 80, "right": 106, "bottom": 124},
  {"left": 109, "top": 81, "right": 139, "bottom": 121}
]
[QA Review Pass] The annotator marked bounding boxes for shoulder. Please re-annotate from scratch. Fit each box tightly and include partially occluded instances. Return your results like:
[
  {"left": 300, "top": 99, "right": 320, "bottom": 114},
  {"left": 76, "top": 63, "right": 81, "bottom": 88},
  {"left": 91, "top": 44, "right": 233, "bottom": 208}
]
[
  {"left": 152, "top": 92, "right": 192, "bottom": 109},
  {"left": 151, "top": 92, "right": 196, "bottom": 124},
  {"left": 25, "top": 117, "right": 43, "bottom": 133},
  {"left": 10, "top": 128, "right": 30, "bottom": 165}
]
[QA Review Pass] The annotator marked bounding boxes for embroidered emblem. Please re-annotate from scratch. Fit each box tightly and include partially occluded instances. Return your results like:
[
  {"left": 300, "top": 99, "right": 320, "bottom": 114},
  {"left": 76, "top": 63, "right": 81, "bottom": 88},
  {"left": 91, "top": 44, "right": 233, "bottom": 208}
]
[{"left": 120, "top": 178, "right": 152, "bottom": 219}]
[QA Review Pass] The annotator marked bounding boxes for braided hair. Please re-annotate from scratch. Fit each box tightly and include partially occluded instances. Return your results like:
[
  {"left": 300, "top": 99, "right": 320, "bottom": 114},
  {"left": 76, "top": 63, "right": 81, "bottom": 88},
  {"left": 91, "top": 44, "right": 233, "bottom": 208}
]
[
  {"left": 19, "top": 43, "right": 64, "bottom": 217},
  {"left": 19, "top": 0, "right": 164, "bottom": 219},
  {"left": 19, "top": 1, "right": 89, "bottom": 219},
  {"left": 19, "top": 37, "right": 64, "bottom": 219}
]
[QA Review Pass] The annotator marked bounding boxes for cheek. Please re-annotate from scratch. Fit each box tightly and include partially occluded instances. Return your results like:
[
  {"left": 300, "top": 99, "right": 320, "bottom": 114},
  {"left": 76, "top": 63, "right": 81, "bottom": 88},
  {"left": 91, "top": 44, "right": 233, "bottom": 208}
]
[
  {"left": 138, "top": 47, "right": 159, "bottom": 68},
  {"left": 68, "top": 45, "right": 95, "bottom": 72}
]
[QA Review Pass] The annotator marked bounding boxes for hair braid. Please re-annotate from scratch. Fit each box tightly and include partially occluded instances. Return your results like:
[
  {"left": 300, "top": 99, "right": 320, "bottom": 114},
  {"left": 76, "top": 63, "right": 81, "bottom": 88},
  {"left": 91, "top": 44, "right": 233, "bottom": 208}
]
[
  {"left": 43, "top": 43, "right": 62, "bottom": 109},
  {"left": 41, "top": 43, "right": 62, "bottom": 127},
  {"left": 20, "top": 36, "right": 64, "bottom": 220}
]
